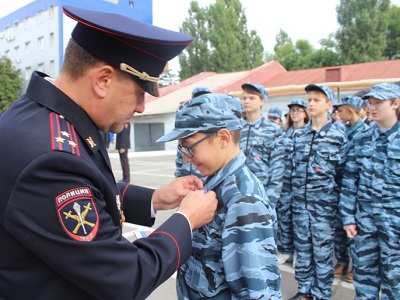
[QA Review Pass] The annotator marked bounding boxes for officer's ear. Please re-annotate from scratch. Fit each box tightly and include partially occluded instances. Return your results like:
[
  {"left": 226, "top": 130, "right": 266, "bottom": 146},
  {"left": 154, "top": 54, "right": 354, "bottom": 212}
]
[{"left": 92, "top": 65, "right": 114, "bottom": 98}]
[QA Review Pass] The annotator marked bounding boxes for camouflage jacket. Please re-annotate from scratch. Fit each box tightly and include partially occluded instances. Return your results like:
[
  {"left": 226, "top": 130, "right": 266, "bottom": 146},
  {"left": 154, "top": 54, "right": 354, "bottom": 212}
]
[
  {"left": 178, "top": 151, "right": 282, "bottom": 299},
  {"left": 340, "top": 121, "right": 400, "bottom": 226},
  {"left": 240, "top": 116, "right": 285, "bottom": 206},
  {"left": 291, "top": 121, "right": 349, "bottom": 213},
  {"left": 346, "top": 118, "right": 369, "bottom": 142}
]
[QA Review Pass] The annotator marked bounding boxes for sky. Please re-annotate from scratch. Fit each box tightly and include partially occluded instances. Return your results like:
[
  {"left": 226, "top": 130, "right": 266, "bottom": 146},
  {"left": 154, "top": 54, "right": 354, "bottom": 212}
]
[{"left": 0, "top": 0, "right": 397, "bottom": 72}]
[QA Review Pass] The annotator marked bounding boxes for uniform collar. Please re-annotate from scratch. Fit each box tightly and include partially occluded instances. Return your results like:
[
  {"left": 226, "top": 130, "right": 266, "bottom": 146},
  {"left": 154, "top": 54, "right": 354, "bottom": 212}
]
[
  {"left": 371, "top": 121, "right": 400, "bottom": 142},
  {"left": 203, "top": 151, "right": 246, "bottom": 193}
]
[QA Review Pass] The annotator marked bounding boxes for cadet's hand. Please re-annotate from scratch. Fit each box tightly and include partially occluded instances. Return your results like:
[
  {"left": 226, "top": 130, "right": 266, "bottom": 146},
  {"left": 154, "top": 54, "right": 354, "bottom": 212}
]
[
  {"left": 152, "top": 176, "right": 204, "bottom": 211},
  {"left": 178, "top": 190, "right": 218, "bottom": 230},
  {"left": 344, "top": 225, "right": 357, "bottom": 238}
]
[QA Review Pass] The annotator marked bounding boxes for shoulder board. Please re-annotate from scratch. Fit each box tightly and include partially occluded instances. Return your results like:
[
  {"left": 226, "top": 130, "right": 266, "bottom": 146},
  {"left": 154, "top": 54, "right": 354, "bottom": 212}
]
[{"left": 49, "top": 112, "right": 81, "bottom": 156}]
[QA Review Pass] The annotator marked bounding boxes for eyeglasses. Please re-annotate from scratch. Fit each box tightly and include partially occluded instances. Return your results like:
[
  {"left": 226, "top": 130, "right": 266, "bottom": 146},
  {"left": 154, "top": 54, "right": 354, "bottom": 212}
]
[
  {"left": 178, "top": 132, "right": 217, "bottom": 158},
  {"left": 290, "top": 108, "right": 305, "bottom": 113}
]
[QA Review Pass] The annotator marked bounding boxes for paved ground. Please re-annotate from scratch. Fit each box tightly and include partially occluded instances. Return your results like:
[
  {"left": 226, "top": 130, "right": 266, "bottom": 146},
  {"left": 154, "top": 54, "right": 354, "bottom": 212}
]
[{"left": 108, "top": 148, "right": 356, "bottom": 300}]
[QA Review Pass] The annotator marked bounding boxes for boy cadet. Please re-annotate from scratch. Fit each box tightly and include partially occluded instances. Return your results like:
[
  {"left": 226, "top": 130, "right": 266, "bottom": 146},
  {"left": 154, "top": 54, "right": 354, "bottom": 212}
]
[
  {"left": 288, "top": 85, "right": 348, "bottom": 300},
  {"left": 240, "top": 83, "right": 285, "bottom": 208},
  {"left": 157, "top": 93, "right": 282, "bottom": 299},
  {"left": 0, "top": 6, "right": 218, "bottom": 300},
  {"left": 333, "top": 96, "right": 369, "bottom": 282},
  {"left": 268, "top": 107, "right": 283, "bottom": 127},
  {"left": 340, "top": 83, "right": 400, "bottom": 299},
  {"left": 175, "top": 86, "right": 211, "bottom": 178}
]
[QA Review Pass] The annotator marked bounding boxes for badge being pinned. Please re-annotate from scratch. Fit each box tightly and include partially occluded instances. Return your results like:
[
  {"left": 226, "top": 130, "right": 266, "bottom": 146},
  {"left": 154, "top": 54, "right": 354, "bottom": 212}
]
[{"left": 55, "top": 187, "right": 99, "bottom": 242}]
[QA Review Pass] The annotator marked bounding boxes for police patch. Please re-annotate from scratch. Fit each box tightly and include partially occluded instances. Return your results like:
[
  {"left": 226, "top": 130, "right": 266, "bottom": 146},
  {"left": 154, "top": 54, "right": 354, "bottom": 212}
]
[{"left": 55, "top": 187, "right": 99, "bottom": 242}]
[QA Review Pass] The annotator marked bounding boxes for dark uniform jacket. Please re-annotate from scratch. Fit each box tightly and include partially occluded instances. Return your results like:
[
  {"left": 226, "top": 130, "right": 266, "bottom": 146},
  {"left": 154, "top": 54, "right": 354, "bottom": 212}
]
[
  {"left": 0, "top": 72, "right": 192, "bottom": 300},
  {"left": 116, "top": 123, "right": 131, "bottom": 150}
]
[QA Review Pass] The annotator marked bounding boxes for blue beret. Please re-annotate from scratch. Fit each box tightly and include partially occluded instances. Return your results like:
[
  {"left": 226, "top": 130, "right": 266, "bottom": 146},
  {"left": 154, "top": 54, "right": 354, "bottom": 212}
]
[
  {"left": 362, "top": 83, "right": 400, "bottom": 101},
  {"left": 288, "top": 98, "right": 308, "bottom": 109},
  {"left": 305, "top": 84, "right": 335, "bottom": 102},
  {"left": 157, "top": 93, "right": 243, "bottom": 142},
  {"left": 335, "top": 96, "right": 363, "bottom": 110},
  {"left": 242, "top": 83, "right": 268, "bottom": 100},
  {"left": 192, "top": 86, "right": 211, "bottom": 99},
  {"left": 63, "top": 5, "right": 193, "bottom": 97},
  {"left": 268, "top": 107, "right": 282, "bottom": 118}
]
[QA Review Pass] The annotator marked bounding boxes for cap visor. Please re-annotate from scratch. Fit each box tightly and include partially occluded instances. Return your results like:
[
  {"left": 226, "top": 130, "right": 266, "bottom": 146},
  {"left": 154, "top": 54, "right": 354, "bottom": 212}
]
[
  {"left": 156, "top": 129, "right": 197, "bottom": 143},
  {"left": 133, "top": 77, "right": 159, "bottom": 97}
]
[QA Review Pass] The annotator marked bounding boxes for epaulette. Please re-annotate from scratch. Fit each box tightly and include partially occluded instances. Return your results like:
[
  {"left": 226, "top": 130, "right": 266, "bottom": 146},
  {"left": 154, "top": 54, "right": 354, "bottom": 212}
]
[{"left": 49, "top": 112, "right": 81, "bottom": 156}]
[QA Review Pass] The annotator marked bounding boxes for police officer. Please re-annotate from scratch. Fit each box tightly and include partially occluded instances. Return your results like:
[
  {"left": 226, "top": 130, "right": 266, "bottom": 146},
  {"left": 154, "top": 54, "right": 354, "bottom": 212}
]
[
  {"left": 340, "top": 83, "right": 400, "bottom": 299},
  {"left": 0, "top": 6, "right": 217, "bottom": 300},
  {"left": 116, "top": 122, "right": 131, "bottom": 183}
]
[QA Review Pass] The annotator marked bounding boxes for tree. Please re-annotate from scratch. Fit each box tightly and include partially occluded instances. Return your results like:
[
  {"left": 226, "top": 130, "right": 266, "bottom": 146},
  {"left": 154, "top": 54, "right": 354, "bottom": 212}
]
[
  {"left": 336, "top": 0, "right": 390, "bottom": 65},
  {"left": 273, "top": 29, "right": 297, "bottom": 70},
  {"left": 159, "top": 67, "right": 179, "bottom": 87},
  {"left": 179, "top": 0, "right": 264, "bottom": 80},
  {"left": 384, "top": 4, "right": 400, "bottom": 59},
  {"left": 0, "top": 56, "right": 22, "bottom": 114}
]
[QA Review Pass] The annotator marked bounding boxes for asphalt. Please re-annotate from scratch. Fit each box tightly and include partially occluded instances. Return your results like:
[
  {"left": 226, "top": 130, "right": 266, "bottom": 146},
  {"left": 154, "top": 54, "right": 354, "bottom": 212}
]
[{"left": 108, "top": 148, "right": 356, "bottom": 300}]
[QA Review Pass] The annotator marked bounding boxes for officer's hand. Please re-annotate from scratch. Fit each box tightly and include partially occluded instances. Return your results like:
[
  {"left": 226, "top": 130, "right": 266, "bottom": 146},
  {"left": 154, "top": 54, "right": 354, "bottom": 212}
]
[
  {"left": 152, "top": 176, "right": 203, "bottom": 210},
  {"left": 343, "top": 225, "right": 357, "bottom": 238},
  {"left": 178, "top": 190, "right": 217, "bottom": 230}
]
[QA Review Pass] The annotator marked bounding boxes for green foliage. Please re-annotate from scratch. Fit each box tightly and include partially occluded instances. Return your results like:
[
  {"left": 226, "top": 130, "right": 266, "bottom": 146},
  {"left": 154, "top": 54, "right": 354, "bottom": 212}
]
[
  {"left": 384, "top": 4, "right": 400, "bottom": 59},
  {"left": 179, "top": 0, "right": 264, "bottom": 80},
  {"left": 336, "top": 0, "right": 390, "bottom": 64},
  {"left": 0, "top": 56, "right": 22, "bottom": 113}
]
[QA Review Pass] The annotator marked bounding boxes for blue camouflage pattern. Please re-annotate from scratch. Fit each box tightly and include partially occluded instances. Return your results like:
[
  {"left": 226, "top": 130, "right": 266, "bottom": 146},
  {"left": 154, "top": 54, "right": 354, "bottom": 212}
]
[
  {"left": 339, "top": 121, "right": 400, "bottom": 299},
  {"left": 362, "top": 82, "right": 400, "bottom": 100},
  {"left": 192, "top": 86, "right": 211, "bottom": 98},
  {"left": 335, "top": 96, "right": 363, "bottom": 110},
  {"left": 240, "top": 116, "right": 285, "bottom": 207},
  {"left": 288, "top": 98, "right": 308, "bottom": 108},
  {"left": 276, "top": 126, "right": 296, "bottom": 255},
  {"left": 268, "top": 107, "right": 282, "bottom": 119},
  {"left": 290, "top": 121, "right": 348, "bottom": 299},
  {"left": 176, "top": 151, "right": 282, "bottom": 299},
  {"left": 242, "top": 83, "right": 268, "bottom": 100},
  {"left": 334, "top": 118, "right": 369, "bottom": 266},
  {"left": 157, "top": 93, "right": 243, "bottom": 143},
  {"left": 305, "top": 84, "right": 336, "bottom": 102}
]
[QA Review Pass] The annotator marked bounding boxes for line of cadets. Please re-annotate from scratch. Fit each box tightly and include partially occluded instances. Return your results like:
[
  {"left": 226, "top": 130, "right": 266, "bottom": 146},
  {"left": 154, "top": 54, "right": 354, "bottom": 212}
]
[{"left": 175, "top": 82, "right": 400, "bottom": 300}]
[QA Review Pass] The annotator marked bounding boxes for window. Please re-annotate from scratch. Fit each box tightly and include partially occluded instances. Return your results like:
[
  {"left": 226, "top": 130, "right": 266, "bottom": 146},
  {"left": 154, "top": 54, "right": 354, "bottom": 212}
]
[
  {"left": 129, "top": 1, "right": 134, "bottom": 9},
  {"left": 25, "top": 67, "right": 32, "bottom": 80},
  {"left": 25, "top": 42, "right": 30, "bottom": 54},
  {"left": 24, "top": 16, "right": 30, "bottom": 29},
  {"left": 37, "top": 36, "right": 44, "bottom": 50},
  {"left": 49, "top": 60, "right": 55, "bottom": 75},
  {"left": 49, "top": 5, "right": 54, "bottom": 19},
  {"left": 37, "top": 10, "right": 43, "bottom": 24},
  {"left": 49, "top": 32, "right": 54, "bottom": 47},
  {"left": 14, "top": 46, "right": 19, "bottom": 59},
  {"left": 14, "top": 22, "right": 19, "bottom": 34},
  {"left": 5, "top": 50, "right": 10, "bottom": 58},
  {"left": 37, "top": 63, "right": 44, "bottom": 73}
]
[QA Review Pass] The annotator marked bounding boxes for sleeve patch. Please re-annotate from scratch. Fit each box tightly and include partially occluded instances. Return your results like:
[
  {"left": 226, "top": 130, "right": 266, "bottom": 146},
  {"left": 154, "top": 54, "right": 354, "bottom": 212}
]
[
  {"left": 49, "top": 112, "right": 81, "bottom": 156},
  {"left": 55, "top": 187, "right": 99, "bottom": 242}
]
